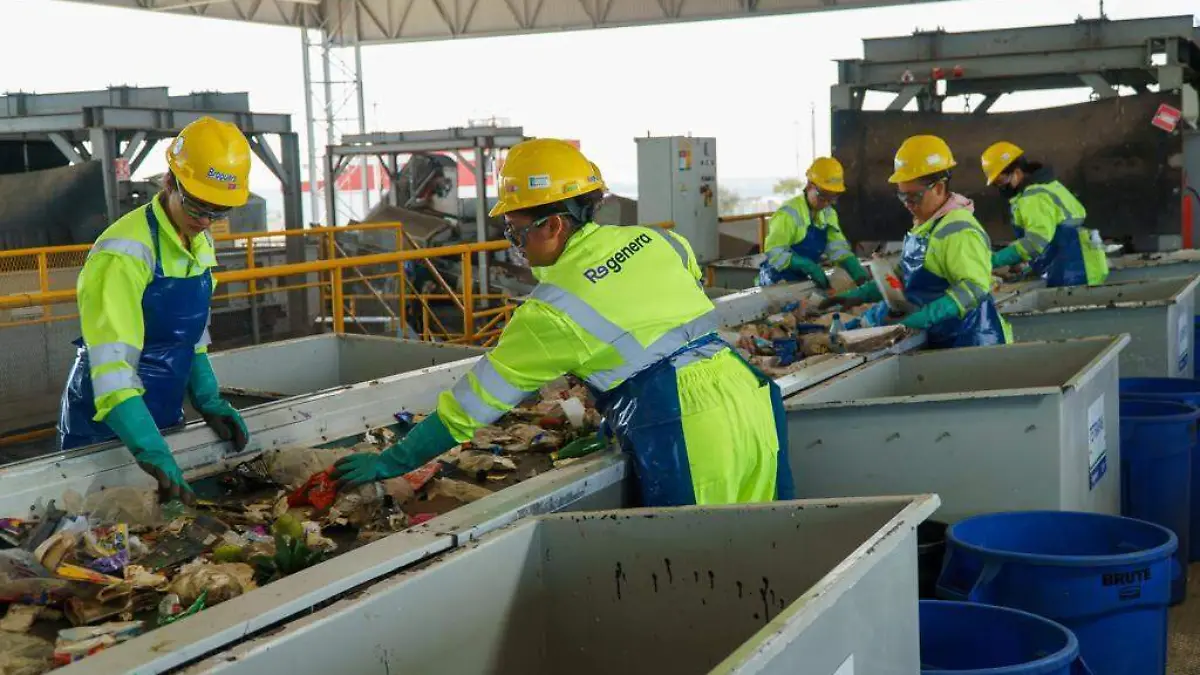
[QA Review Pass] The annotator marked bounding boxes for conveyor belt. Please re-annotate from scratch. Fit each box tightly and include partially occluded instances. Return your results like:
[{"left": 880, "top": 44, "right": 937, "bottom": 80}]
[{"left": 4, "top": 280, "right": 933, "bottom": 675}]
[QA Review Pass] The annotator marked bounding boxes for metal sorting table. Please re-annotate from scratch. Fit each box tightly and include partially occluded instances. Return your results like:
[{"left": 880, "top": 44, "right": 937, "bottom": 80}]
[
  {"left": 0, "top": 281, "right": 928, "bottom": 673},
  {"left": 708, "top": 253, "right": 765, "bottom": 290},
  {"left": 997, "top": 275, "right": 1200, "bottom": 378},
  {"left": 784, "top": 336, "right": 1129, "bottom": 525},
  {"left": 181, "top": 495, "right": 939, "bottom": 675},
  {"left": 1108, "top": 250, "right": 1200, "bottom": 284},
  {"left": 208, "top": 334, "right": 485, "bottom": 400}
]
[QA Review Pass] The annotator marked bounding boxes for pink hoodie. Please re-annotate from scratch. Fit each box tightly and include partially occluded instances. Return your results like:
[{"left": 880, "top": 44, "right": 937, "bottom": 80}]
[{"left": 925, "top": 192, "right": 975, "bottom": 223}]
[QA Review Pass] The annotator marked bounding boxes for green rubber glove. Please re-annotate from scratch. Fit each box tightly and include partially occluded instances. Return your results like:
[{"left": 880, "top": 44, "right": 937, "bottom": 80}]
[
  {"left": 899, "top": 294, "right": 962, "bottom": 330},
  {"left": 820, "top": 280, "right": 883, "bottom": 311},
  {"left": 188, "top": 353, "right": 249, "bottom": 452},
  {"left": 788, "top": 255, "right": 829, "bottom": 289},
  {"left": 841, "top": 257, "right": 871, "bottom": 285},
  {"left": 105, "top": 397, "right": 195, "bottom": 505},
  {"left": 991, "top": 245, "right": 1025, "bottom": 269},
  {"left": 331, "top": 412, "right": 458, "bottom": 489}
]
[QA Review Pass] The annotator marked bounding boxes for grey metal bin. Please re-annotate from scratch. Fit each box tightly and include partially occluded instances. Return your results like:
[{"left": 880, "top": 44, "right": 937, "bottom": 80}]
[
  {"left": 207, "top": 333, "right": 486, "bottom": 399},
  {"left": 997, "top": 275, "right": 1200, "bottom": 378},
  {"left": 784, "top": 336, "right": 1128, "bottom": 524},
  {"left": 1107, "top": 251, "right": 1200, "bottom": 284},
  {"left": 180, "top": 495, "right": 939, "bottom": 675},
  {"left": 709, "top": 254, "right": 766, "bottom": 289}
]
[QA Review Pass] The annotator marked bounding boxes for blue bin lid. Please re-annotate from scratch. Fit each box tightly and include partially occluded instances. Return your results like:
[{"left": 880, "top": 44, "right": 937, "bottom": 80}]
[{"left": 1119, "top": 397, "right": 1200, "bottom": 422}]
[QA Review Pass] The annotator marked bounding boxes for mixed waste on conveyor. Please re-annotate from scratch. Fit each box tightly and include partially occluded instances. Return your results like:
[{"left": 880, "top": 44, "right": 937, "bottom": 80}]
[
  {"left": 0, "top": 380, "right": 603, "bottom": 673},
  {"left": 726, "top": 293, "right": 914, "bottom": 378}
]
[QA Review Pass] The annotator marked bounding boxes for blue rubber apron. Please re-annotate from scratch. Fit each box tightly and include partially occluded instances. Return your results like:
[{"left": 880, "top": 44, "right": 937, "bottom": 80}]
[
  {"left": 591, "top": 332, "right": 795, "bottom": 507},
  {"left": 58, "top": 205, "right": 213, "bottom": 450},
  {"left": 758, "top": 221, "right": 829, "bottom": 286},
  {"left": 901, "top": 217, "right": 1006, "bottom": 349},
  {"left": 1012, "top": 209, "right": 1089, "bottom": 288}
]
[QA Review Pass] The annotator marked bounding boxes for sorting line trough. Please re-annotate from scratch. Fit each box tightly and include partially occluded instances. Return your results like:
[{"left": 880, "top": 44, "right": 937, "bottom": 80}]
[
  {"left": 784, "top": 335, "right": 1129, "bottom": 525},
  {"left": 181, "top": 495, "right": 941, "bottom": 675},
  {"left": 0, "top": 281, "right": 925, "bottom": 674},
  {"left": 998, "top": 275, "right": 1200, "bottom": 379}
]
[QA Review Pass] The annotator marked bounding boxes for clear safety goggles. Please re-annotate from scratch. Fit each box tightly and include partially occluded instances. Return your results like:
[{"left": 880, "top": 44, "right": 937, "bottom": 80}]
[
  {"left": 895, "top": 179, "right": 944, "bottom": 206},
  {"left": 503, "top": 213, "right": 561, "bottom": 249},
  {"left": 813, "top": 187, "right": 841, "bottom": 204},
  {"left": 178, "top": 185, "right": 233, "bottom": 222}
]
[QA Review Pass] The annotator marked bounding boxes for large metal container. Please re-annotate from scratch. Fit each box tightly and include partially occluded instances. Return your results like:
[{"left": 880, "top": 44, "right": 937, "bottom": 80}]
[
  {"left": 208, "top": 334, "right": 485, "bottom": 399},
  {"left": 708, "top": 253, "right": 765, "bottom": 289},
  {"left": 1107, "top": 251, "right": 1200, "bottom": 284},
  {"left": 785, "top": 336, "right": 1128, "bottom": 524},
  {"left": 998, "top": 275, "right": 1200, "bottom": 378},
  {"left": 180, "top": 495, "right": 939, "bottom": 675}
]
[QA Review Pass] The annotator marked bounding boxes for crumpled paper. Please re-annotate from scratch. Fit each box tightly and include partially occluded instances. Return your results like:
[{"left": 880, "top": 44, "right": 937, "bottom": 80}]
[
  {"left": 425, "top": 479, "right": 492, "bottom": 504},
  {"left": 167, "top": 561, "right": 257, "bottom": 607}
]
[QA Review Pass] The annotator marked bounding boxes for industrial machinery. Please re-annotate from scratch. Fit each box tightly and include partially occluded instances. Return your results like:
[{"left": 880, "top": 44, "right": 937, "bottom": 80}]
[
  {"left": 636, "top": 135, "right": 720, "bottom": 264},
  {"left": 830, "top": 15, "right": 1200, "bottom": 251},
  {"left": 0, "top": 87, "right": 301, "bottom": 245}
]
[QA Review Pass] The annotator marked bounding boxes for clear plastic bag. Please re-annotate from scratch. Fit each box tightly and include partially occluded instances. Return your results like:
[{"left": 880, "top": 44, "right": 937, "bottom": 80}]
[{"left": 0, "top": 632, "right": 53, "bottom": 675}]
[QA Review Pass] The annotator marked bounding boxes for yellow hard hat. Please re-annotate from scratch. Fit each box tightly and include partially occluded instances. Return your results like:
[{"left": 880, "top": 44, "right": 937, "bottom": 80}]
[
  {"left": 981, "top": 141, "right": 1024, "bottom": 185},
  {"left": 888, "top": 135, "right": 957, "bottom": 184},
  {"left": 806, "top": 157, "right": 846, "bottom": 194},
  {"left": 489, "top": 138, "right": 605, "bottom": 218},
  {"left": 165, "top": 116, "right": 252, "bottom": 208}
]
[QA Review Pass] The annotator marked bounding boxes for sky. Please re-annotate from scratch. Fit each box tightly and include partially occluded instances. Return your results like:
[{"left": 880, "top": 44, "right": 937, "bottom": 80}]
[{"left": 3, "top": 0, "right": 1197, "bottom": 220}]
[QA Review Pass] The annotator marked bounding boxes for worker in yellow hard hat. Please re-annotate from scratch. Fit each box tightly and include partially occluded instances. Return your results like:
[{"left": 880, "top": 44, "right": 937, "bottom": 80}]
[
  {"left": 821, "top": 135, "right": 1009, "bottom": 348},
  {"left": 759, "top": 157, "right": 870, "bottom": 288},
  {"left": 332, "top": 138, "right": 794, "bottom": 507},
  {"left": 57, "top": 116, "right": 253, "bottom": 504},
  {"left": 981, "top": 141, "right": 1109, "bottom": 287}
]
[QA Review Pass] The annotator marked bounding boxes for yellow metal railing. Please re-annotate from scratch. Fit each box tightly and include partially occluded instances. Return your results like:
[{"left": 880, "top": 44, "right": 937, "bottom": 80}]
[
  {"left": 0, "top": 227, "right": 516, "bottom": 346},
  {"left": 719, "top": 211, "right": 772, "bottom": 251}
]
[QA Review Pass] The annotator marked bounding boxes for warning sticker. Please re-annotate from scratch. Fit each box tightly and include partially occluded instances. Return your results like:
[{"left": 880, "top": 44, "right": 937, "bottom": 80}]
[{"left": 1088, "top": 395, "right": 1107, "bottom": 490}]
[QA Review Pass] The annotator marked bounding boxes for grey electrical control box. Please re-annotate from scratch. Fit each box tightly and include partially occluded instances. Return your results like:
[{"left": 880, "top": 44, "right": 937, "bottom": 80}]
[{"left": 635, "top": 136, "right": 719, "bottom": 263}]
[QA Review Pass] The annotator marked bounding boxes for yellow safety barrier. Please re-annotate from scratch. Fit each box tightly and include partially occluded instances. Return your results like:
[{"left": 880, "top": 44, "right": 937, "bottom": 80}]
[
  {"left": 0, "top": 227, "right": 516, "bottom": 347},
  {"left": 718, "top": 211, "right": 772, "bottom": 252}
]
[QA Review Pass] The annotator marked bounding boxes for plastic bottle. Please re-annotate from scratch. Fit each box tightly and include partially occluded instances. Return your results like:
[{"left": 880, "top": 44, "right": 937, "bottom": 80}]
[{"left": 829, "top": 313, "right": 847, "bottom": 353}]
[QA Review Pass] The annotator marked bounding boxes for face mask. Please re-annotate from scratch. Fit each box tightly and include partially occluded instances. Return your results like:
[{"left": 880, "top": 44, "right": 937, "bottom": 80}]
[{"left": 998, "top": 183, "right": 1019, "bottom": 199}]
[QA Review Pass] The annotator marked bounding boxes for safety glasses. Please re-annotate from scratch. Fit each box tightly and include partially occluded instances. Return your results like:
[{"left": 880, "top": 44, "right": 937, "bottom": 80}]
[
  {"left": 813, "top": 188, "right": 841, "bottom": 204},
  {"left": 178, "top": 185, "right": 233, "bottom": 222},
  {"left": 503, "top": 213, "right": 561, "bottom": 249},
  {"left": 895, "top": 180, "right": 942, "bottom": 206}
]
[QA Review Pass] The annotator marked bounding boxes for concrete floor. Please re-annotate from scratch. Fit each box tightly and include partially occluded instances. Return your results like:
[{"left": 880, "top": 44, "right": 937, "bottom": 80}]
[{"left": 1171, "top": 564, "right": 1200, "bottom": 673}]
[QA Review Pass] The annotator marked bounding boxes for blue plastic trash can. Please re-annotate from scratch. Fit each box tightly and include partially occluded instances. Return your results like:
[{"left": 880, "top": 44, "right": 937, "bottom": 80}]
[
  {"left": 920, "top": 600, "right": 1092, "bottom": 674},
  {"left": 1119, "top": 378, "right": 1200, "bottom": 564},
  {"left": 1119, "top": 396, "right": 1197, "bottom": 604},
  {"left": 937, "top": 511, "right": 1177, "bottom": 675}
]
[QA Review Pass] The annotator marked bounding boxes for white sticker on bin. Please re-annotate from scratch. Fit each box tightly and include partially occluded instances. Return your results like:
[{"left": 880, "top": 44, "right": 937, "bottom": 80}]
[
  {"left": 1088, "top": 395, "right": 1107, "bottom": 490},
  {"left": 832, "top": 654, "right": 854, "bottom": 675}
]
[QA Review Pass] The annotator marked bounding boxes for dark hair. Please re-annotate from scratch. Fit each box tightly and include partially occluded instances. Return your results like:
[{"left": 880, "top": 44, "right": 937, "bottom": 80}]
[
  {"left": 1007, "top": 157, "right": 1042, "bottom": 175},
  {"left": 520, "top": 190, "right": 605, "bottom": 226},
  {"left": 924, "top": 169, "right": 952, "bottom": 188}
]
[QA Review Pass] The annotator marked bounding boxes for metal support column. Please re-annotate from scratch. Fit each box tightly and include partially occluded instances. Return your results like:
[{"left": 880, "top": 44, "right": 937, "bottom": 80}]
[
  {"left": 324, "top": 151, "right": 339, "bottom": 228},
  {"left": 353, "top": 4, "right": 369, "bottom": 218},
  {"left": 300, "top": 24, "right": 320, "bottom": 224},
  {"left": 321, "top": 31, "right": 337, "bottom": 227},
  {"left": 89, "top": 128, "right": 120, "bottom": 224},
  {"left": 473, "top": 142, "right": 490, "bottom": 300},
  {"left": 279, "top": 132, "right": 311, "bottom": 336}
]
